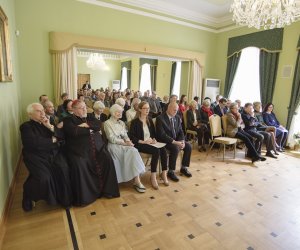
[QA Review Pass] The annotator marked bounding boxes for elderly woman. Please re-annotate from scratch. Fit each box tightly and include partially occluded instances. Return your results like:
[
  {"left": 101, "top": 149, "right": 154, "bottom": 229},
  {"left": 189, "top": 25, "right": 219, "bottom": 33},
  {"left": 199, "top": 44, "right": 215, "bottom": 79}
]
[
  {"left": 253, "top": 101, "right": 279, "bottom": 154},
  {"left": 104, "top": 104, "right": 146, "bottom": 193},
  {"left": 126, "top": 97, "right": 141, "bottom": 123},
  {"left": 88, "top": 101, "right": 108, "bottom": 122},
  {"left": 129, "top": 101, "right": 169, "bottom": 189},
  {"left": 263, "top": 103, "right": 288, "bottom": 152},
  {"left": 225, "top": 102, "right": 266, "bottom": 163},
  {"left": 115, "top": 97, "right": 127, "bottom": 122},
  {"left": 186, "top": 100, "right": 211, "bottom": 152}
]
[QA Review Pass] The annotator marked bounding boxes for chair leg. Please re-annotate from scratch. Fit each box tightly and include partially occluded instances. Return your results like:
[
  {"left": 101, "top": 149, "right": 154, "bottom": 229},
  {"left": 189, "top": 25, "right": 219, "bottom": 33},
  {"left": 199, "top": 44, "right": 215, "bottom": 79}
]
[
  {"left": 207, "top": 142, "right": 215, "bottom": 156},
  {"left": 234, "top": 143, "right": 236, "bottom": 159},
  {"left": 223, "top": 144, "right": 225, "bottom": 161}
]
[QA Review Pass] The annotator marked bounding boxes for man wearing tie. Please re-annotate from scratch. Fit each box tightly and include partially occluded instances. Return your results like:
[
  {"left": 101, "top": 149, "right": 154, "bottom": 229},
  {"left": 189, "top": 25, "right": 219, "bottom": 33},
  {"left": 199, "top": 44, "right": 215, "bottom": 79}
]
[{"left": 156, "top": 102, "right": 192, "bottom": 182}]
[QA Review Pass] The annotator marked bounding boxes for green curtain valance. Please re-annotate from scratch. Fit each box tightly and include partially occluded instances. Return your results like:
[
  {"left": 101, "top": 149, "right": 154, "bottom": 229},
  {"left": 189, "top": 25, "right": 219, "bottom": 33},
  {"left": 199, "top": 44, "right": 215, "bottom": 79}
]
[
  {"left": 121, "top": 60, "right": 131, "bottom": 70},
  {"left": 140, "top": 58, "right": 158, "bottom": 66},
  {"left": 227, "top": 28, "right": 283, "bottom": 57}
]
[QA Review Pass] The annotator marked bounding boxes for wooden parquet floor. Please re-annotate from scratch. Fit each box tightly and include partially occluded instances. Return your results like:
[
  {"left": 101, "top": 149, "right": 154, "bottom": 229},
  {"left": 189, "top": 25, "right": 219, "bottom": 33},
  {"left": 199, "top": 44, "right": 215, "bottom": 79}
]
[{"left": 2, "top": 149, "right": 300, "bottom": 250}]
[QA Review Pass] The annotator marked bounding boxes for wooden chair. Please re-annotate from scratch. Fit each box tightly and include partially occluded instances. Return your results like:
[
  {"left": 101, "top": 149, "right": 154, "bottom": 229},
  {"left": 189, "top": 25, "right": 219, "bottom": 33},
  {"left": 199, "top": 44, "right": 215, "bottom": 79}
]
[
  {"left": 182, "top": 110, "right": 197, "bottom": 149},
  {"left": 207, "top": 114, "right": 237, "bottom": 161}
]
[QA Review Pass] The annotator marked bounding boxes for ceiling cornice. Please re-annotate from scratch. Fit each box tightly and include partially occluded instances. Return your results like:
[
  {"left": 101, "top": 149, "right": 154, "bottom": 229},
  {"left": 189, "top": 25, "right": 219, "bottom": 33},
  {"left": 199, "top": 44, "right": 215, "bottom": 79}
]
[{"left": 77, "top": 0, "right": 239, "bottom": 33}]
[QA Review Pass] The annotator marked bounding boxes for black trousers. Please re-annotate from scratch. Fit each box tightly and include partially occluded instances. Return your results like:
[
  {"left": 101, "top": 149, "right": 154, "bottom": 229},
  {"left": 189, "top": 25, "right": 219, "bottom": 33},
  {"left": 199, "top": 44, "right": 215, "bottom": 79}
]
[
  {"left": 135, "top": 143, "right": 168, "bottom": 172},
  {"left": 165, "top": 142, "right": 192, "bottom": 171},
  {"left": 234, "top": 131, "right": 260, "bottom": 158},
  {"left": 246, "top": 130, "right": 264, "bottom": 153},
  {"left": 189, "top": 124, "right": 210, "bottom": 146}
]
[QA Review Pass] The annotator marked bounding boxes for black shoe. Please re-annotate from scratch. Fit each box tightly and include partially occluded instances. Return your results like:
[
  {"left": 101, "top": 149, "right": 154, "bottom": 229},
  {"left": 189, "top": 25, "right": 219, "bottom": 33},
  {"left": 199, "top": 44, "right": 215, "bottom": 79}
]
[
  {"left": 167, "top": 171, "right": 179, "bottom": 182},
  {"left": 274, "top": 152, "right": 279, "bottom": 155},
  {"left": 251, "top": 156, "right": 260, "bottom": 163},
  {"left": 266, "top": 151, "right": 277, "bottom": 159},
  {"left": 22, "top": 197, "right": 33, "bottom": 212},
  {"left": 259, "top": 156, "right": 267, "bottom": 161},
  {"left": 180, "top": 167, "right": 192, "bottom": 177}
]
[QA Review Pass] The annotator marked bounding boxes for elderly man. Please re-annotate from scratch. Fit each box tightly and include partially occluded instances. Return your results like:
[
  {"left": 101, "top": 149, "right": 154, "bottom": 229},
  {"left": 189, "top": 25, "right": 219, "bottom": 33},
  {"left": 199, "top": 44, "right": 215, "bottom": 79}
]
[
  {"left": 242, "top": 103, "right": 277, "bottom": 158},
  {"left": 43, "top": 100, "right": 57, "bottom": 125},
  {"left": 156, "top": 102, "right": 192, "bottom": 182},
  {"left": 20, "top": 103, "right": 72, "bottom": 211},
  {"left": 148, "top": 91, "right": 162, "bottom": 118},
  {"left": 63, "top": 100, "right": 119, "bottom": 206}
]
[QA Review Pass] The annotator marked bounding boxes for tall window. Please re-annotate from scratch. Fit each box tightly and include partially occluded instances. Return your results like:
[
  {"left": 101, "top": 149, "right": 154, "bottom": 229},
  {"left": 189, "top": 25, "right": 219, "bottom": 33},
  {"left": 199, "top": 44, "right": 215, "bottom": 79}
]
[
  {"left": 121, "top": 67, "right": 127, "bottom": 91},
  {"left": 140, "top": 63, "right": 151, "bottom": 93},
  {"left": 171, "top": 62, "right": 182, "bottom": 97},
  {"left": 229, "top": 47, "right": 261, "bottom": 104}
]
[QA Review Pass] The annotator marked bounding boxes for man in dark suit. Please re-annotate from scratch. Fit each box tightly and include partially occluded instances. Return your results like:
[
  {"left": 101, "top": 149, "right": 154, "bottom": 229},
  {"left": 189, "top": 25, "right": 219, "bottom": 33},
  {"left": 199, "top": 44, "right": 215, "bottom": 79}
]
[
  {"left": 156, "top": 102, "right": 192, "bottom": 182},
  {"left": 82, "top": 80, "right": 91, "bottom": 90},
  {"left": 213, "top": 97, "right": 228, "bottom": 117}
]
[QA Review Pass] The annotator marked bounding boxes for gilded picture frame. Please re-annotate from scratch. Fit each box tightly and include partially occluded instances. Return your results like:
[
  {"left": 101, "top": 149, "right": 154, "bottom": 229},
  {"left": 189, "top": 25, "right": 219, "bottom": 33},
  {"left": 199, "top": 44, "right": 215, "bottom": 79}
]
[{"left": 0, "top": 6, "right": 12, "bottom": 82}]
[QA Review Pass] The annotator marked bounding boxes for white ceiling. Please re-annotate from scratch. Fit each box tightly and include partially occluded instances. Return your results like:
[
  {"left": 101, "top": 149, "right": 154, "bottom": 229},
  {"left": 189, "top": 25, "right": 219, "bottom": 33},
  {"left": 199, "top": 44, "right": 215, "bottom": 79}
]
[{"left": 79, "top": 0, "right": 235, "bottom": 32}]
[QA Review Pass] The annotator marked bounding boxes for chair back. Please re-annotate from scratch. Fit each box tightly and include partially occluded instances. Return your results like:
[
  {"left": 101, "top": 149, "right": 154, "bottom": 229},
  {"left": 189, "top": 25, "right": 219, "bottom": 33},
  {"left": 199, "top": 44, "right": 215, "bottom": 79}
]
[
  {"left": 209, "top": 114, "right": 222, "bottom": 138},
  {"left": 221, "top": 115, "right": 228, "bottom": 136},
  {"left": 182, "top": 110, "right": 188, "bottom": 132}
]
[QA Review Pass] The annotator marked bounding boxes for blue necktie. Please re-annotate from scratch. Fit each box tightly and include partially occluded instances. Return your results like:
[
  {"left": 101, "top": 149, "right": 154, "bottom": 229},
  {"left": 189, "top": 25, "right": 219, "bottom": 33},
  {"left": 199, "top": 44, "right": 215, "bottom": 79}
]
[{"left": 170, "top": 118, "right": 176, "bottom": 139}]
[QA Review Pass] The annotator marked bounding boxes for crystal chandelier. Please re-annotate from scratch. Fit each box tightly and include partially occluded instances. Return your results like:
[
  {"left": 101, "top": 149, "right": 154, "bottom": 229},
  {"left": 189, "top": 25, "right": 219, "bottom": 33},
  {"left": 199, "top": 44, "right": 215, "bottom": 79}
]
[
  {"left": 230, "top": 0, "right": 300, "bottom": 29},
  {"left": 86, "top": 53, "right": 109, "bottom": 71}
]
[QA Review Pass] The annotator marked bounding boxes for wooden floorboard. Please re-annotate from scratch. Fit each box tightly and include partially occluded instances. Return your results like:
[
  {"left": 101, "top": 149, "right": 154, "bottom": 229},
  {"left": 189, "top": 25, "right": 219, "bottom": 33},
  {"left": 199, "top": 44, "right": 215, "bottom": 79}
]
[{"left": 2, "top": 149, "right": 300, "bottom": 250}]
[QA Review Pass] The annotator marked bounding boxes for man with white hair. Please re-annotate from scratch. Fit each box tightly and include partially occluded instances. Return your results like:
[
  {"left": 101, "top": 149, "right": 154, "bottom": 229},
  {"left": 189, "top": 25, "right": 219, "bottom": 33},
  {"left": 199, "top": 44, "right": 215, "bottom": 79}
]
[
  {"left": 63, "top": 100, "right": 119, "bottom": 206},
  {"left": 20, "top": 103, "right": 72, "bottom": 211},
  {"left": 156, "top": 102, "right": 192, "bottom": 182}
]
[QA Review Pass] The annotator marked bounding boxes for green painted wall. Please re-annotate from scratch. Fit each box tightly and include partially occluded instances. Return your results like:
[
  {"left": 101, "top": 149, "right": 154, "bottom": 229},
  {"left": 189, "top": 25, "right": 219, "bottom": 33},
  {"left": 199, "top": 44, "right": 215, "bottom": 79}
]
[
  {"left": 156, "top": 60, "right": 172, "bottom": 97},
  {"left": 14, "top": 0, "right": 217, "bottom": 114},
  {"left": 0, "top": 0, "right": 22, "bottom": 220},
  {"left": 214, "top": 22, "right": 300, "bottom": 125},
  {"left": 77, "top": 57, "right": 121, "bottom": 89}
]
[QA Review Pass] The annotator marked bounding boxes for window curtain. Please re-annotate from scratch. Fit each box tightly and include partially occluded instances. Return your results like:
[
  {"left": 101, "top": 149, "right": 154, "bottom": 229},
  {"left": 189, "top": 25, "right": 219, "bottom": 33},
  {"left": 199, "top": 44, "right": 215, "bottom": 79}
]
[
  {"left": 188, "top": 60, "right": 203, "bottom": 100},
  {"left": 139, "top": 58, "right": 157, "bottom": 91},
  {"left": 224, "top": 28, "right": 283, "bottom": 99},
  {"left": 259, "top": 50, "right": 280, "bottom": 105},
  {"left": 170, "top": 62, "right": 177, "bottom": 95},
  {"left": 121, "top": 61, "right": 131, "bottom": 89},
  {"left": 52, "top": 46, "right": 77, "bottom": 106},
  {"left": 286, "top": 37, "right": 300, "bottom": 131},
  {"left": 224, "top": 52, "right": 241, "bottom": 98}
]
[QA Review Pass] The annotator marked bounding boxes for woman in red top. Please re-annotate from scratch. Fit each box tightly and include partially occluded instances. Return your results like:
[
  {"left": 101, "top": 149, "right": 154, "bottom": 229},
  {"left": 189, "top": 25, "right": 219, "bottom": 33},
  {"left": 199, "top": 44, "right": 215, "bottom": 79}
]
[{"left": 178, "top": 94, "right": 188, "bottom": 113}]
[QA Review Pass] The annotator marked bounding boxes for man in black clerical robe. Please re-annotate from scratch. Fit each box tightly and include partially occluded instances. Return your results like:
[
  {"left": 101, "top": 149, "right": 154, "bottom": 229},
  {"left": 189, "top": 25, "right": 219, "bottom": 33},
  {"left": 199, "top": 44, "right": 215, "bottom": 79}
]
[
  {"left": 20, "top": 103, "right": 72, "bottom": 211},
  {"left": 63, "top": 100, "right": 119, "bottom": 206}
]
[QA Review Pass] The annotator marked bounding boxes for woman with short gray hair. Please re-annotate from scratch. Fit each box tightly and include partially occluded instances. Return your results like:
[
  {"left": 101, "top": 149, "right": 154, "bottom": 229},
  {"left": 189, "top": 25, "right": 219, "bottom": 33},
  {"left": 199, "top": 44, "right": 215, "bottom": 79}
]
[
  {"left": 88, "top": 101, "right": 107, "bottom": 122},
  {"left": 104, "top": 104, "right": 146, "bottom": 193}
]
